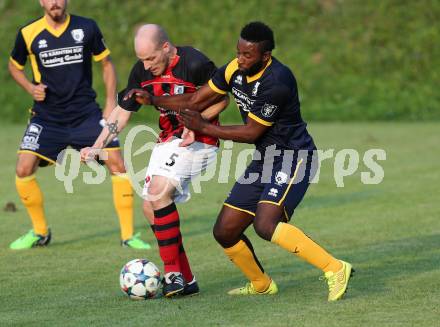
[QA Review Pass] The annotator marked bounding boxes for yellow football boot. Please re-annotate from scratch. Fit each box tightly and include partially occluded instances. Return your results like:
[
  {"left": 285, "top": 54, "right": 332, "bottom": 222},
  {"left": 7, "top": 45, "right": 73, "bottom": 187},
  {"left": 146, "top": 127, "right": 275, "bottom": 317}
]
[
  {"left": 322, "top": 260, "right": 354, "bottom": 301},
  {"left": 228, "top": 279, "right": 278, "bottom": 295}
]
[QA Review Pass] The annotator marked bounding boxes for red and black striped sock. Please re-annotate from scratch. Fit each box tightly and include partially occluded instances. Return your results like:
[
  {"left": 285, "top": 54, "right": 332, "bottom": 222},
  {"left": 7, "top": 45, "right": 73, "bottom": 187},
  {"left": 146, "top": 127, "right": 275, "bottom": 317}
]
[
  {"left": 179, "top": 243, "right": 194, "bottom": 282},
  {"left": 154, "top": 203, "right": 181, "bottom": 274}
]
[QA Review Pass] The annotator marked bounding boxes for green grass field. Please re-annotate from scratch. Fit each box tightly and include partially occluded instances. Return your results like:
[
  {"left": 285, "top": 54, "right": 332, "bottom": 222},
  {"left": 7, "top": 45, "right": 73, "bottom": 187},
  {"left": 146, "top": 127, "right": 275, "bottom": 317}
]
[{"left": 0, "top": 122, "right": 439, "bottom": 326}]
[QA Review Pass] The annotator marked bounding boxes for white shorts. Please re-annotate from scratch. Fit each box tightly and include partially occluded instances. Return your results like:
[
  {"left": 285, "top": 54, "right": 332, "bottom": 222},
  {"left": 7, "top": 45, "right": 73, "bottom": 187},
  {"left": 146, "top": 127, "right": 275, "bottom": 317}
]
[{"left": 142, "top": 137, "right": 218, "bottom": 203}]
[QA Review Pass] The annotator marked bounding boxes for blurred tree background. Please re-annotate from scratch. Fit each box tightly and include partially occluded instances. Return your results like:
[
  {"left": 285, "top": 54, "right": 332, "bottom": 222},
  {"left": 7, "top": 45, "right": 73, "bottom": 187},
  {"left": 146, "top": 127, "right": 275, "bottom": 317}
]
[{"left": 1, "top": 0, "right": 439, "bottom": 123}]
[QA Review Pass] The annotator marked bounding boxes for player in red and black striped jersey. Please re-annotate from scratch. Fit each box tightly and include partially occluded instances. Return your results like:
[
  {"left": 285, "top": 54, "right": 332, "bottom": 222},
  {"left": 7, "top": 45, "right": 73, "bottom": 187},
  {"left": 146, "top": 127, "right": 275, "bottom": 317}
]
[
  {"left": 118, "top": 45, "right": 219, "bottom": 146},
  {"left": 81, "top": 24, "right": 228, "bottom": 297}
]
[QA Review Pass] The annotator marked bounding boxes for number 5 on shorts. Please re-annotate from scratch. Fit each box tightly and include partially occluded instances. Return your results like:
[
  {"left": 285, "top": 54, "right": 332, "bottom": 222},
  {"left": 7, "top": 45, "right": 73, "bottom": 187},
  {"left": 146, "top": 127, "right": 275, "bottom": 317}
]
[{"left": 165, "top": 153, "right": 179, "bottom": 167}]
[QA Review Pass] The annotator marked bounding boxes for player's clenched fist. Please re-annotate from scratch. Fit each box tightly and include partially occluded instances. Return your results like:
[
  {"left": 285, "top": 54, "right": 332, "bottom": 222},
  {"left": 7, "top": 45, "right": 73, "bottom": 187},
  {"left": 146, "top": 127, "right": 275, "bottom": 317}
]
[
  {"left": 31, "top": 83, "right": 47, "bottom": 101},
  {"left": 80, "top": 147, "right": 103, "bottom": 162}
]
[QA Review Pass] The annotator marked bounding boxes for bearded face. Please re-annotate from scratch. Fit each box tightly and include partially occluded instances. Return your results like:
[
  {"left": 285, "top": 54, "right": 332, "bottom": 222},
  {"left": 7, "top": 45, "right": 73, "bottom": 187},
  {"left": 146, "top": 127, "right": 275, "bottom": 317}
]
[{"left": 40, "top": 0, "right": 67, "bottom": 22}]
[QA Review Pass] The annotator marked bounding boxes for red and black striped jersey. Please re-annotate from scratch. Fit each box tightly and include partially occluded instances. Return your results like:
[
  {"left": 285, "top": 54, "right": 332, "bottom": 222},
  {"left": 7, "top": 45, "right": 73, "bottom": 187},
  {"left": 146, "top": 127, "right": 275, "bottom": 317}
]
[{"left": 118, "top": 46, "right": 219, "bottom": 146}]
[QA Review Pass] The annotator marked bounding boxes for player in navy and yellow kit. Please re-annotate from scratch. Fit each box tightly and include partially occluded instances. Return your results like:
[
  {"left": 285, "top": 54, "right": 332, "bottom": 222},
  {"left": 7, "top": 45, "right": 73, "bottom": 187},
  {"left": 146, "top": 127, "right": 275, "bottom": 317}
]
[
  {"left": 125, "top": 22, "right": 354, "bottom": 301},
  {"left": 8, "top": 0, "right": 150, "bottom": 250}
]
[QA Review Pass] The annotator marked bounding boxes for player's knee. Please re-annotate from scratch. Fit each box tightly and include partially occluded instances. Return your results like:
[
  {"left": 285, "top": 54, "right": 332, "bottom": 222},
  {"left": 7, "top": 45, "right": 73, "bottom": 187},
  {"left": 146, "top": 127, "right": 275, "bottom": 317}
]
[
  {"left": 107, "top": 162, "right": 126, "bottom": 175},
  {"left": 147, "top": 181, "right": 173, "bottom": 202},
  {"left": 16, "top": 164, "right": 35, "bottom": 178},
  {"left": 212, "top": 224, "right": 228, "bottom": 247},
  {"left": 213, "top": 221, "right": 238, "bottom": 248},
  {"left": 253, "top": 216, "right": 276, "bottom": 241}
]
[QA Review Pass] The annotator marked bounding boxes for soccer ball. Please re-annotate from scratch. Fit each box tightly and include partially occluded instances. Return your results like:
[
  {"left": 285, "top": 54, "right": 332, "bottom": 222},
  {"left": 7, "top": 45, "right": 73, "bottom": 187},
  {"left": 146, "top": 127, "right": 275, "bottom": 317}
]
[{"left": 120, "top": 259, "right": 161, "bottom": 300}]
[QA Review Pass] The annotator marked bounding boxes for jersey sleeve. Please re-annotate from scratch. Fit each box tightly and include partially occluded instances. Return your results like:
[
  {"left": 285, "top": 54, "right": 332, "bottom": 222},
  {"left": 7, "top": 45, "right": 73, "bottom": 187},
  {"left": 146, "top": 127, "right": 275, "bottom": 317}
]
[
  {"left": 247, "top": 82, "right": 289, "bottom": 127},
  {"left": 188, "top": 48, "right": 217, "bottom": 86},
  {"left": 91, "top": 21, "right": 110, "bottom": 62},
  {"left": 117, "top": 63, "right": 142, "bottom": 112},
  {"left": 208, "top": 63, "right": 229, "bottom": 94},
  {"left": 10, "top": 30, "right": 28, "bottom": 70}
]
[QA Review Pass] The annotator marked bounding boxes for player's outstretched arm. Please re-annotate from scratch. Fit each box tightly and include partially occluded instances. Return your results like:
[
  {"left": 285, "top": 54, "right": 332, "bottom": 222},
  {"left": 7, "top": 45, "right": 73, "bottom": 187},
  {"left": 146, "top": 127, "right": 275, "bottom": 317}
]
[
  {"left": 80, "top": 105, "right": 131, "bottom": 161},
  {"left": 124, "top": 84, "right": 224, "bottom": 113}
]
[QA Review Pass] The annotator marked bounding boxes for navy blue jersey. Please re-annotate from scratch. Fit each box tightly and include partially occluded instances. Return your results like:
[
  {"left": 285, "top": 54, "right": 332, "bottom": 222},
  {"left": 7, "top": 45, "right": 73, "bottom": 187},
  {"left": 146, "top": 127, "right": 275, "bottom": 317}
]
[
  {"left": 209, "top": 57, "right": 315, "bottom": 152},
  {"left": 118, "top": 46, "right": 219, "bottom": 145},
  {"left": 10, "top": 14, "right": 110, "bottom": 123}
]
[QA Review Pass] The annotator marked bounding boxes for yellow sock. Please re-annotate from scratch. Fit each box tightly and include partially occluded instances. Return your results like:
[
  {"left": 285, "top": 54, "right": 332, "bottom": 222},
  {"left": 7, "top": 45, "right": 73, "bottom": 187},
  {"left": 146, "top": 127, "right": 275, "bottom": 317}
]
[
  {"left": 224, "top": 239, "right": 272, "bottom": 292},
  {"left": 271, "top": 222, "right": 342, "bottom": 273},
  {"left": 15, "top": 175, "right": 48, "bottom": 236},
  {"left": 111, "top": 174, "right": 134, "bottom": 241}
]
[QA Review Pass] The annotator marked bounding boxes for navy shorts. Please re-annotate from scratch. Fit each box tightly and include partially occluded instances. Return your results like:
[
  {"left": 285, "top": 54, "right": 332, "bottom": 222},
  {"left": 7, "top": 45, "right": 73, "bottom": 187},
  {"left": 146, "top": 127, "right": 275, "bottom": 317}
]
[
  {"left": 18, "top": 110, "right": 120, "bottom": 166},
  {"left": 224, "top": 150, "right": 317, "bottom": 221}
]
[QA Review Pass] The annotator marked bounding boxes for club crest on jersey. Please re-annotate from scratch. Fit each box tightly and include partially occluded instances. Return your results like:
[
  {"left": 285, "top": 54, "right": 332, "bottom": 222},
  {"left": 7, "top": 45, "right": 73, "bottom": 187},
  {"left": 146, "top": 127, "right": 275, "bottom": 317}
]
[
  {"left": 38, "top": 39, "right": 48, "bottom": 49},
  {"left": 252, "top": 81, "right": 260, "bottom": 96},
  {"left": 71, "top": 29, "right": 84, "bottom": 43},
  {"left": 261, "top": 103, "right": 277, "bottom": 118},
  {"left": 275, "top": 171, "right": 288, "bottom": 186},
  {"left": 174, "top": 85, "right": 185, "bottom": 94},
  {"left": 234, "top": 75, "right": 243, "bottom": 85}
]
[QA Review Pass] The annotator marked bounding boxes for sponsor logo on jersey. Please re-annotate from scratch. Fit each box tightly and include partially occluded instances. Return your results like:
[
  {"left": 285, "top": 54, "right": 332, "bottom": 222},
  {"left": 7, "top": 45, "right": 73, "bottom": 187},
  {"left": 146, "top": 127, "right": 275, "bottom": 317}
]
[
  {"left": 231, "top": 87, "right": 254, "bottom": 112},
  {"left": 71, "top": 29, "right": 84, "bottom": 43},
  {"left": 268, "top": 188, "right": 279, "bottom": 197},
  {"left": 39, "top": 46, "right": 84, "bottom": 67},
  {"left": 21, "top": 123, "right": 43, "bottom": 151},
  {"left": 252, "top": 81, "right": 260, "bottom": 96},
  {"left": 38, "top": 39, "right": 48, "bottom": 49},
  {"left": 275, "top": 171, "right": 288, "bottom": 186},
  {"left": 261, "top": 103, "right": 277, "bottom": 118},
  {"left": 174, "top": 85, "right": 185, "bottom": 94},
  {"left": 234, "top": 75, "right": 243, "bottom": 85}
]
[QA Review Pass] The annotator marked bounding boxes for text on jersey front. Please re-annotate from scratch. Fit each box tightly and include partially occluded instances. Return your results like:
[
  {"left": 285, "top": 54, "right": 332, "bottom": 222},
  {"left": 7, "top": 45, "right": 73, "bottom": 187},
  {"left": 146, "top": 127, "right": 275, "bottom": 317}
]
[{"left": 39, "top": 46, "right": 83, "bottom": 67}]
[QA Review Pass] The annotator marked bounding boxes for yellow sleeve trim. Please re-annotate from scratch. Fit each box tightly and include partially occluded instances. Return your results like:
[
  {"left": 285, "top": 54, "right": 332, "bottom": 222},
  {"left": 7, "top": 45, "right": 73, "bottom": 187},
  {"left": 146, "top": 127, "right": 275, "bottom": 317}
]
[
  {"left": 223, "top": 203, "right": 255, "bottom": 217},
  {"left": 208, "top": 80, "right": 227, "bottom": 95},
  {"left": 248, "top": 112, "right": 273, "bottom": 126},
  {"left": 225, "top": 58, "right": 239, "bottom": 84},
  {"left": 9, "top": 57, "right": 25, "bottom": 70},
  {"left": 93, "top": 48, "right": 111, "bottom": 62}
]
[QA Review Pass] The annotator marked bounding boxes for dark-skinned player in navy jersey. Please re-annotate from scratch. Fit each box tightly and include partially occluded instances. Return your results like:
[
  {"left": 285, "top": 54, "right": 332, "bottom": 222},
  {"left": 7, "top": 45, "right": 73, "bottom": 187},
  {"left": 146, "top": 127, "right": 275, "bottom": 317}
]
[
  {"left": 124, "top": 22, "right": 354, "bottom": 302},
  {"left": 81, "top": 24, "right": 228, "bottom": 297},
  {"left": 8, "top": 0, "right": 150, "bottom": 250}
]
